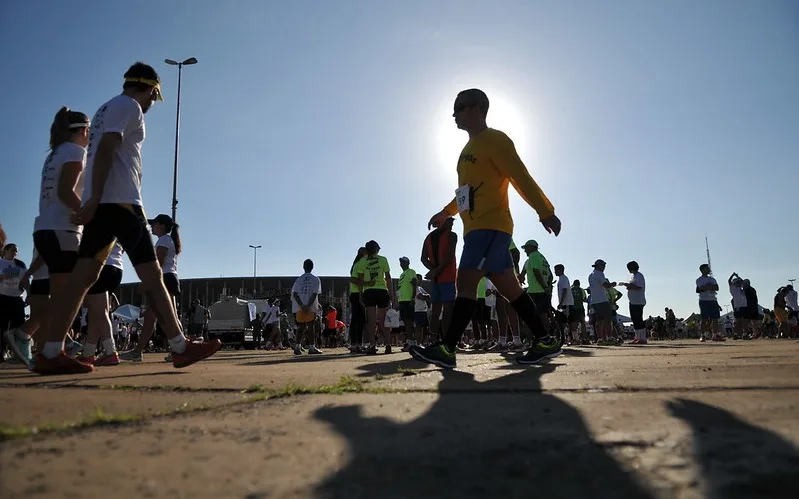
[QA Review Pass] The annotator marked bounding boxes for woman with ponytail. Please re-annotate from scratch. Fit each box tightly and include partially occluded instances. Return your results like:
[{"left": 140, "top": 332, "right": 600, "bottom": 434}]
[{"left": 121, "top": 214, "right": 181, "bottom": 361}]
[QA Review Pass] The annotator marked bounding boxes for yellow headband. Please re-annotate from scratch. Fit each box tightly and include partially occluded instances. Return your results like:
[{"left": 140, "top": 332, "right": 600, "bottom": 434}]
[{"left": 124, "top": 77, "right": 163, "bottom": 101}]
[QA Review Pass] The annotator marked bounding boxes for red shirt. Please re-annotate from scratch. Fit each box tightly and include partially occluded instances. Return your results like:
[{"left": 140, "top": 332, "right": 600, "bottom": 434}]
[
  {"left": 326, "top": 310, "right": 337, "bottom": 329},
  {"left": 424, "top": 229, "right": 456, "bottom": 283}
]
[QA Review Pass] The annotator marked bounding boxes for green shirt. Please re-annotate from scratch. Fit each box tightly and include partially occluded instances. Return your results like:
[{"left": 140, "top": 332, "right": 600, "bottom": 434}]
[
  {"left": 398, "top": 268, "right": 417, "bottom": 302},
  {"left": 509, "top": 239, "right": 517, "bottom": 251},
  {"left": 355, "top": 255, "right": 391, "bottom": 291},
  {"left": 349, "top": 261, "right": 361, "bottom": 293},
  {"left": 525, "top": 250, "right": 551, "bottom": 294},
  {"left": 477, "top": 277, "right": 487, "bottom": 299}
]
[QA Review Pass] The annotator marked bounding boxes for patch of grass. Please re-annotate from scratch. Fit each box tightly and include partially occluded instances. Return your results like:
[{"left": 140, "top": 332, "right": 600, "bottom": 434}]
[
  {"left": 244, "top": 383, "right": 267, "bottom": 393},
  {"left": 374, "top": 373, "right": 385, "bottom": 381},
  {"left": 397, "top": 367, "right": 421, "bottom": 376}
]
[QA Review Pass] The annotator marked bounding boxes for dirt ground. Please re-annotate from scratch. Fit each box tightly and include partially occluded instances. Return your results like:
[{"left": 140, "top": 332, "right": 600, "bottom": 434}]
[{"left": 1, "top": 340, "right": 798, "bottom": 499}]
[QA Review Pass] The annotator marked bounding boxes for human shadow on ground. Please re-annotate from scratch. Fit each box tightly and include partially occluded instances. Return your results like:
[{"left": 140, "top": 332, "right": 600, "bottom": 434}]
[
  {"left": 312, "top": 365, "right": 653, "bottom": 499},
  {"left": 0, "top": 371, "right": 184, "bottom": 386},
  {"left": 667, "top": 398, "right": 799, "bottom": 499}
]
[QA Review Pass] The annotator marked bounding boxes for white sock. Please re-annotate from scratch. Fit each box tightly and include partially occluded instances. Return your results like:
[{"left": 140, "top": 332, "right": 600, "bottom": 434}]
[
  {"left": 83, "top": 343, "right": 97, "bottom": 357},
  {"left": 42, "top": 342, "right": 63, "bottom": 360},
  {"left": 103, "top": 338, "right": 116, "bottom": 355},
  {"left": 168, "top": 334, "right": 187, "bottom": 354}
]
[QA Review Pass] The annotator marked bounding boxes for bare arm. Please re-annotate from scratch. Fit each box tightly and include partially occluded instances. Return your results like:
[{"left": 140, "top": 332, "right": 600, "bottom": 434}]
[
  {"left": 57, "top": 162, "right": 84, "bottom": 213},
  {"left": 156, "top": 246, "right": 168, "bottom": 268}
]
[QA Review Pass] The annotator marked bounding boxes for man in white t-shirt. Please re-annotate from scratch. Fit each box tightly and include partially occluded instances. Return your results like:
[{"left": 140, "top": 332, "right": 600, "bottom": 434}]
[
  {"left": 588, "top": 259, "right": 617, "bottom": 345},
  {"left": 291, "top": 259, "right": 323, "bottom": 355},
  {"left": 413, "top": 278, "right": 431, "bottom": 346},
  {"left": 264, "top": 298, "right": 283, "bottom": 349},
  {"left": 553, "top": 264, "right": 577, "bottom": 344},
  {"left": 727, "top": 272, "right": 749, "bottom": 339},
  {"left": 33, "top": 62, "right": 220, "bottom": 375},
  {"left": 696, "top": 264, "right": 723, "bottom": 342}
]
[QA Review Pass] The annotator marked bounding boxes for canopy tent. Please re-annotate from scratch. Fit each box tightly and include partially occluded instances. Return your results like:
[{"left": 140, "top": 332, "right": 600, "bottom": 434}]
[{"left": 112, "top": 304, "right": 141, "bottom": 322}]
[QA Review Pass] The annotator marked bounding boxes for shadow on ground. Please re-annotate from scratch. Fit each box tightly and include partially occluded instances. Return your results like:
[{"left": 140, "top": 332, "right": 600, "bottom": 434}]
[
  {"left": 667, "top": 398, "right": 799, "bottom": 499},
  {"left": 310, "top": 364, "right": 653, "bottom": 499}
]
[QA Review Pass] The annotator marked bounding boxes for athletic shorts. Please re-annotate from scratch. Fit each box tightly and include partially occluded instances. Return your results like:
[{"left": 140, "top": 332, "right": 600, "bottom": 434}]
[
  {"left": 699, "top": 300, "right": 721, "bottom": 320},
  {"left": 414, "top": 311, "right": 429, "bottom": 327},
  {"left": 33, "top": 229, "right": 80, "bottom": 274},
  {"left": 78, "top": 204, "right": 156, "bottom": 266},
  {"left": 431, "top": 281, "right": 455, "bottom": 303},
  {"left": 569, "top": 307, "right": 585, "bottom": 323},
  {"left": 774, "top": 308, "right": 788, "bottom": 324},
  {"left": 87, "top": 265, "right": 123, "bottom": 295},
  {"left": 460, "top": 230, "right": 513, "bottom": 274},
  {"left": 593, "top": 301, "right": 613, "bottom": 321},
  {"left": 30, "top": 279, "right": 50, "bottom": 296},
  {"left": 163, "top": 272, "right": 181, "bottom": 296},
  {"left": 363, "top": 289, "right": 390, "bottom": 308},
  {"left": 745, "top": 305, "right": 760, "bottom": 321},
  {"left": 295, "top": 310, "right": 317, "bottom": 324},
  {"left": 528, "top": 292, "right": 551, "bottom": 313},
  {"left": 399, "top": 301, "right": 415, "bottom": 323}
]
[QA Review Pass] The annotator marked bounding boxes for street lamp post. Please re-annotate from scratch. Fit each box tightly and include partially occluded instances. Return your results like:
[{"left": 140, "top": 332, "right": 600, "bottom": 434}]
[
  {"left": 249, "top": 245, "right": 262, "bottom": 296},
  {"left": 164, "top": 57, "right": 198, "bottom": 223}
]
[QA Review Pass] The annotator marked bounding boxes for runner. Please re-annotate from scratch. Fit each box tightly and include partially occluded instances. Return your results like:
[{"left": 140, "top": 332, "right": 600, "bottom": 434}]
[
  {"left": 553, "top": 264, "right": 576, "bottom": 345},
  {"left": 570, "top": 280, "right": 588, "bottom": 344},
  {"left": 355, "top": 240, "right": 394, "bottom": 354},
  {"left": 728, "top": 272, "right": 749, "bottom": 339},
  {"left": 264, "top": 299, "right": 283, "bottom": 349},
  {"left": 397, "top": 257, "right": 419, "bottom": 349},
  {"left": 588, "top": 260, "right": 617, "bottom": 345},
  {"left": 32, "top": 62, "right": 220, "bottom": 374},
  {"left": 490, "top": 239, "right": 524, "bottom": 352},
  {"left": 348, "top": 247, "right": 369, "bottom": 353},
  {"left": 409, "top": 88, "right": 562, "bottom": 368},
  {"left": 420, "top": 218, "right": 457, "bottom": 342},
  {"left": 785, "top": 284, "right": 798, "bottom": 338},
  {"left": 519, "top": 239, "right": 553, "bottom": 334},
  {"left": 4, "top": 250, "right": 48, "bottom": 365},
  {"left": 773, "top": 287, "right": 789, "bottom": 338},
  {"left": 414, "top": 274, "right": 431, "bottom": 345},
  {"left": 77, "top": 243, "right": 124, "bottom": 365},
  {"left": 617, "top": 261, "right": 647, "bottom": 344},
  {"left": 291, "top": 259, "right": 323, "bottom": 355},
  {"left": 695, "top": 264, "right": 724, "bottom": 342},
  {"left": 1, "top": 244, "right": 28, "bottom": 364}
]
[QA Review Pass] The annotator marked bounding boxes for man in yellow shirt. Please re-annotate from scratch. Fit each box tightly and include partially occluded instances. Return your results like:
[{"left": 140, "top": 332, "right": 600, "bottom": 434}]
[{"left": 410, "top": 89, "right": 562, "bottom": 368}]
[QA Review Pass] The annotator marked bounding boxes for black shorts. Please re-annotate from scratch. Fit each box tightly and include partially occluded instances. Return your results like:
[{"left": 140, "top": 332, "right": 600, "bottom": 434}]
[
  {"left": 163, "top": 272, "right": 181, "bottom": 296},
  {"left": 33, "top": 229, "right": 80, "bottom": 274},
  {"left": 0, "top": 295, "right": 25, "bottom": 331},
  {"left": 399, "top": 301, "right": 415, "bottom": 323},
  {"left": 569, "top": 307, "right": 585, "bottom": 323},
  {"left": 529, "top": 292, "right": 551, "bottom": 313},
  {"left": 30, "top": 279, "right": 50, "bottom": 296},
  {"left": 78, "top": 204, "right": 156, "bottom": 266},
  {"left": 363, "top": 289, "right": 390, "bottom": 308},
  {"left": 414, "top": 311, "right": 429, "bottom": 328},
  {"left": 745, "top": 306, "right": 760, "bottom": 321},
  {"left": 88, "top": 265, "right": 123, "bottom": 295}
]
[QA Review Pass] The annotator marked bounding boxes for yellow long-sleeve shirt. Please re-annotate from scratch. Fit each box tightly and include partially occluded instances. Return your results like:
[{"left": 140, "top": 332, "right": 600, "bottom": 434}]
[{"left": 443, "top": 128, "right": 555, "bottom": 235}]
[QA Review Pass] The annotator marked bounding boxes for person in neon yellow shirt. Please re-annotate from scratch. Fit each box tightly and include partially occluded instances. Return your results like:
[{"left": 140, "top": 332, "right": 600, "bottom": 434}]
[
  {"left": 411, "top": 88, "right": 562, "bottom": 369},
  {"left": 397, "top": 257, "right": 419, "bottom": 349},
  {"left": 354, "top": 240, "right": 394, "bottom": 354}
]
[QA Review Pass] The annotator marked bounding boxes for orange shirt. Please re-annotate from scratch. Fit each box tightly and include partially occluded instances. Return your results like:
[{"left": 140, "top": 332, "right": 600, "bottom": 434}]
[{"left": 326, "top": 310, "right": 337, "bottom": 329}]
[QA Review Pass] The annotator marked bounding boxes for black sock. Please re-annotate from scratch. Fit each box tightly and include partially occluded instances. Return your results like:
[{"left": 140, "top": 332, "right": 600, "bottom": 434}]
[
  {"left": 443, "top": 297, "right": 478, "bottom": 351},
  {"left": 510, "top": 293, "right": 548, "bottom": 340}
]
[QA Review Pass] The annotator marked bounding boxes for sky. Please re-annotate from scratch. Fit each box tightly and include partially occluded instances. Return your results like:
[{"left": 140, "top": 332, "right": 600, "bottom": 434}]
[{"left": 2, "top": 0, "right": 797, "bottom": 318}]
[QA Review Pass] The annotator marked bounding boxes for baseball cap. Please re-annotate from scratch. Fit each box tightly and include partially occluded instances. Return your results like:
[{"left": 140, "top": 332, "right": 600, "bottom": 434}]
[
  {"left": 521, "top": 239, "right": 538, "bottom": 249},
  {"left": 148, "top": 214, "right": 174, "bottom": 228},
  {"left": 592, "top": 259, "right": 606, "bottom": 267},
  {"left": 399, "top": 256, "right": 410, "bottom": 264}
]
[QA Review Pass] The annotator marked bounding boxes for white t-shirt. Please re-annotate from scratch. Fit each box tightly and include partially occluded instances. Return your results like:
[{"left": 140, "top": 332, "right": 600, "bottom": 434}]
[
  {"left": 384, "top": 309, "right": 401, "bottom": 328},
  {"left": 415, "top": 286, "right": 430, "bottom": 312},
  {"left": 626, "top": 272, "right": 646, "bottom": 306},
  {"left": 83, "top": 95, "right": 145, "bottom": 205},
  {"left": 34, "top": 142, "right": 87, "bottom": 232},
  {"left": 557, "top": 274, "right": 574, "bottom": 307},
  {"left": 588, "top": 270, "right": 609, "bottom": 304},
  {"left": 786, "top": 289, "right": 799, "bottom": 311},
  {"left": 729, "top": 284, "right": 746, "bottom": 309},
  {"left": 291, "top": 272, "right": 322, "bottom": 313},
  {"left": 155, "top": 235, "right": 177, "bottom": 274},
  {"left": 485, "top": 279, "right": 497, "bottom": 308},
  {"left": 0, "top": 258, "right": 27, "bottom": 297},
  {"left": 105, "top": 243, "right": 124, "bottom": 270},
  {"left": 30, "top": 249, "right": 49, "bottom": 281},
  {"left": 696, "top": 275, "right": 718, "bottom": 301},
  {"left": 265, "top": 304, "right": 281, "bottom": 324}
]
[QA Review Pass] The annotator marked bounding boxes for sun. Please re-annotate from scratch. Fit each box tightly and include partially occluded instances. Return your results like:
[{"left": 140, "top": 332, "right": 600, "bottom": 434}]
[{"left": 435, "top": 92, "right": 531, "bottom": 171}]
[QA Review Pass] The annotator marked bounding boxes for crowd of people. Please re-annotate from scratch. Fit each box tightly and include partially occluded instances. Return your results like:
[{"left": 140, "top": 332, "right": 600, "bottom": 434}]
[{"left": 2, "top": 74, "right": 796, "bottom": 374}]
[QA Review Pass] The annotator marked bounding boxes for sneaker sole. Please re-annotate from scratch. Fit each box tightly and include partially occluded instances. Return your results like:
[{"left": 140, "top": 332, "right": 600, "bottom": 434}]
[
  {"left": 516, "top": 348, "right": 563, "bottom": 365},
  {"left": 3, "top": 331, "right": 30, "bottom": 367},
  {"left": 409, "top": 349, "right": 455, "bottom": 369}
]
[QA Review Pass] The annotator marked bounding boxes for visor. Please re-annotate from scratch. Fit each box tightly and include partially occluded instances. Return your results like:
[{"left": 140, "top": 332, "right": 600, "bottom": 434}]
[{"left": 125, "top": 77, "right": 163, "bottom": 101}]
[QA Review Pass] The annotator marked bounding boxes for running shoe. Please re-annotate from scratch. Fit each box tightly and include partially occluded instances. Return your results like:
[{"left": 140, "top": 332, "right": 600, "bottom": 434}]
[
  {"left": 516, "top": 337, "right": 563, "bottom": 365},
  {"left": 31, "top": 352, "right": 94, "bottom": 375},
  {"left": 409, "top": 343, "right": 456, "bottom": 369},
  {"left": 711, "top": 334, "right": 726, "bottom": 342},
  {"left": 120, "top": 350, "right": 143, "bottom": 362},
  {"left": 3, "top": 329, "right": 32, "bottom": 367},
  {"left": 172, "top": 339, "right": 221, "bottom": 368},
  {"left": 308, "top": 345, "right": 323, "bottom": 355},
  {"left": 489, "top": 342, "right": 509, "bottom": 353},
  {"left": 293, "top": 345, "right": 302, "bottom": 355},
  {"left": 94, "top": 352, "right": 121, "bottom": 366},
  {"left": 65, "top": 341, "right": 82, "bottom": 357}
]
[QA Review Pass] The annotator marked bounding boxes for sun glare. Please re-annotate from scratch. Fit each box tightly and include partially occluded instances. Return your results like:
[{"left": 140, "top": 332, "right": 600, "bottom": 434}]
[{"left": 435, "top": 91, "right": 532, "bottom": 172}]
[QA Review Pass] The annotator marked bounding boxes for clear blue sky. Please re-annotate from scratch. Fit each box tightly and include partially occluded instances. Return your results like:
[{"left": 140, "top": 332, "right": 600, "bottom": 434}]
[{"left": 2, "top": 0, "right": 797, "bottom": 318}]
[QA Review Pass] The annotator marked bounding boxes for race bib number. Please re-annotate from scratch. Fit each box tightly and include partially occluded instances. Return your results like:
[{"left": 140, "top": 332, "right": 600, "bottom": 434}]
[{"left": 455, "top": 184, "right": 471, "bottom": 212}]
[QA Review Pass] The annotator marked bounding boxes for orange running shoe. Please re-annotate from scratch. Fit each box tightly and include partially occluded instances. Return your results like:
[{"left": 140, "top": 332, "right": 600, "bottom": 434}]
[
  {"left": 172, "top": 339, "right": 222, "bottom": 368},
  {"left": 32, "top": 352, "right": 94, "bottom": 375}
]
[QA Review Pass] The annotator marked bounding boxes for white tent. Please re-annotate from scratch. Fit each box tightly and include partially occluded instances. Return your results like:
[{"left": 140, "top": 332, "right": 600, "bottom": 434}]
[{"left": 112, "top": 304, "right": 141, "bottom": 322}]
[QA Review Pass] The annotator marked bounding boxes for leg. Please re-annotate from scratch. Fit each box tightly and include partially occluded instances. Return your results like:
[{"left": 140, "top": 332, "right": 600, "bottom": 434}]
[{"left": 430, "top": 302, "right": 443, "bottom": 341}]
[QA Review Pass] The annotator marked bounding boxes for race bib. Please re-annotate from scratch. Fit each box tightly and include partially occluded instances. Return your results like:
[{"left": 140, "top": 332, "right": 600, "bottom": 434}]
[{"left": 455, "top": 184, "right": 472, "bottom": 212}]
